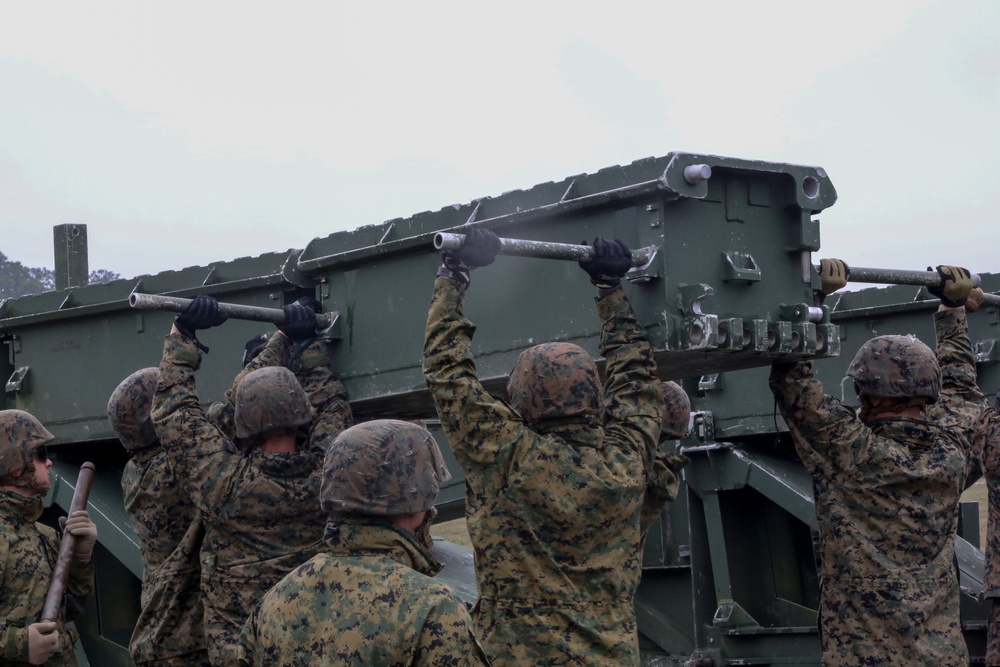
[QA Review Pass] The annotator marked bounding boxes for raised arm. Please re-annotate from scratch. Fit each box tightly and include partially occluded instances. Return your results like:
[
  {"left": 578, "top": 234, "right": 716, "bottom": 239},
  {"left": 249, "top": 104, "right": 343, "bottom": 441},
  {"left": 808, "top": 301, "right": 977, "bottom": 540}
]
[
  {"left": 151, "top": 296, "right": 236, "bottom": 514},
  {"left": 422, "top": 229, "right": 523, "bottom": 471},
  {"left": 769, "top": 361, "right": 869, "bottom": 478}
]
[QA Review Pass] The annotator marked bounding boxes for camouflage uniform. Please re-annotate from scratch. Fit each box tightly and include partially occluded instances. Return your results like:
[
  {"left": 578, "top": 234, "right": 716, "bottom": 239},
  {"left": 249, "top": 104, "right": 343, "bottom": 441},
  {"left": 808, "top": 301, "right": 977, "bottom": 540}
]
[
  {"left": 422, "top": 277, "right": 663, "bottom": 665},
  {"left": 208, "top": 335, "right": 352, "bottom": 448},
  {"left": 122, "top": 448, "right": 209, "bottom": 667},
  {"left": 0, "top": 490, "right": 94, "bottom": 666},
  {"left": 640, "top": 382, "right": 691, "bottom": 537},
  {"left": 240, "top": 521, "right": 489, "bottom": 666},
  {"left": 152, "top": 330, "right": 352, "bottom": 666},
  {"left": 769, "top": 308, "right": 981, "bottom": 666},
  {"left": 978, "top": 404, "right": 1000, "bottom": 664},
  {"left": 112, "top": 368, "right": 210, "bottom": 666}
]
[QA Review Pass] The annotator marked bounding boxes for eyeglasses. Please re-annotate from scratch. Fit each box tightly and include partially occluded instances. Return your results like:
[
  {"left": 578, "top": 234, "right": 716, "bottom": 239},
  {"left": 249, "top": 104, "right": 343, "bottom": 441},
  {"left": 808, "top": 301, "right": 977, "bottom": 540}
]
[{"left": 33, "top": 445, "right": 48, "bottom": 462}]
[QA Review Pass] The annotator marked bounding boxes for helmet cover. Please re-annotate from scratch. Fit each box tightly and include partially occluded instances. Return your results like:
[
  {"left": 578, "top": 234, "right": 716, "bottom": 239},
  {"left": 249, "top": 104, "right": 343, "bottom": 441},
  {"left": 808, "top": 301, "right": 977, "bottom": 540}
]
[
  {"left": 234, "top": 366, "right": 315, "bottom": 439},
  {"left": 846, "top": 335, "right": 940, "bottom": 401},
  {"left": 506, "top": 342, "right": 602, "bottom": 423},
  {"left": 0, "top": 410, "right": 53, "bottom": 482},
  {"left": 661, "top": 381, "right": 692, "bottom": 440},
  {"left": 320, "top": 419, "right": 452, "bottom": 517},
  {"left": 107, "top": 368, "right": 159, "bottom": 451}
]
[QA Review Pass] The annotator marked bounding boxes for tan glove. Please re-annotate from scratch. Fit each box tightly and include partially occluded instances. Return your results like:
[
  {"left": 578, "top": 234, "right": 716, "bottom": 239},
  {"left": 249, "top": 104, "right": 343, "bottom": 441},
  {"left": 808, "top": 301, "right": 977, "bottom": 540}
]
[
  {"left": 817, "top": 258, "right": 850, "bottom": 294},
  {"left": 60, "top": 510, "right": 97, "bottom": 562},
  {"left": 27, "top": 621, "right": 58, "bottom": 665},
  {"left": 929, "top": 265, "right": 973, "bottom": 307},
  {"left": 966, "top": 287, "right": 985, "bottom": 313}
]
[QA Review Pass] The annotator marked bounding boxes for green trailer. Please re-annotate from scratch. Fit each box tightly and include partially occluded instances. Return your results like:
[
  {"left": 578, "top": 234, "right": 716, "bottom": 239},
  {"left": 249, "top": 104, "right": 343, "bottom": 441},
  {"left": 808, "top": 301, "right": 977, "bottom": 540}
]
[{"left": 2, "top": 152, "right": 995, "bottom": 665}]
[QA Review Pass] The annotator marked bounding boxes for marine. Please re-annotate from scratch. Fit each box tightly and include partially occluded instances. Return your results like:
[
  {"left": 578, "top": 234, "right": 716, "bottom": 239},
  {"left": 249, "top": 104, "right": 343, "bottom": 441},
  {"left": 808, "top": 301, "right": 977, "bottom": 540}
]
[
  {"left": 0, "top": 410, "right": 97, "bottom": 666},
  {"left": 423, "top": 230, "right": 668, "bottom": 665},
  {"left": 109, "top": 368, "right": 210, "bottom": 666},
  {"left": 769, "top": 261, "right": 980, "bottom": 666},
  {"left": 239, "top": 419, "right": 490, "bottom": 666},
  {"left": 640, "top": 381, "right": 692, "bottom": 538},
  {"left": 958, "top": 286, "right": 1000, "bottom": 666},
  {"left": 151, "top": 295, "right": 352, "bottom": 666}
]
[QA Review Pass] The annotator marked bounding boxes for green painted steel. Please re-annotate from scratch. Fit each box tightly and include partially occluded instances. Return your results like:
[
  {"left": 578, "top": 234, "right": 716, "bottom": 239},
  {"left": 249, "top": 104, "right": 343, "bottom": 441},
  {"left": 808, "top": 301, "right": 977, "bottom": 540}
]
[{"left": 1, "top": 151, "right": 995, "bottom": 665}]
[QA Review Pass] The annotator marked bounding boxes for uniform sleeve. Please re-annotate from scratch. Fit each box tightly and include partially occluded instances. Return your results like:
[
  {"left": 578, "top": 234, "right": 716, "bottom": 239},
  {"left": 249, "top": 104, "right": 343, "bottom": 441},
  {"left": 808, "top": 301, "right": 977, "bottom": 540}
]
[
  {"left": 0, "top": 533, "right": 30, "bottom": 664},
  {"left": 596, "top": 286, "right": 663, "bottom": 466},
  {"left": 223, "top": 330, "right": 294, "bottom": 404},
  {"left": 151, "top": 333, "right": 237, "bottom": 515},
  {"left": 291, "top": 339, "right": 353, "bottom": 453},
  {"left": 422, "top": 276, "right": 525, "bottom": 473},
  {"left": 237, "top": 606, "right": 263, "bottom": 667},
  {"left": 640, "top": 451, "right": 690, "bottom": 537},
  {"left": 769, "top": 361, "right": 871, "bottom": 479},
  {"left": 928, "top": 308, "right": 985, "bottom": 460},
  {"left": 202, "top": 332, "right": 296, "bottom": 440},
  {"left": 65, "top": 557, "right": 95, "bottom": 618},
  {"left": 411, "top": 594, "right": 492, "bottom": 667}
]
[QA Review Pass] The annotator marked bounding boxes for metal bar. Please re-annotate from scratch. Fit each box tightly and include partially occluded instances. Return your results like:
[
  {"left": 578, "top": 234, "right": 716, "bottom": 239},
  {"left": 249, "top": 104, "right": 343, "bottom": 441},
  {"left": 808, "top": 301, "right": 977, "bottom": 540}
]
[
  {"left": 817, "top": 265, "right": 1000, "bottom": 307},
  {"left": 830, "top": 265, "right": 982, "bottom": 288},
  {"left": 42, "top": 462, "right": 95, "bottom": 622},
  {"left": 128, "top": 293, "right": 337, "bottom": 329},
  {"left": 434, "top": 232, "right": 655, "bottom": 267}
]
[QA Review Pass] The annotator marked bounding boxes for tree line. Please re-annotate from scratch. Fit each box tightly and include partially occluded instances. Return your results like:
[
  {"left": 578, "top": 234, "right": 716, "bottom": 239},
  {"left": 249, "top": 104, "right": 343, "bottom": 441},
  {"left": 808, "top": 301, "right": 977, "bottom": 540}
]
[{"left": 0, "top": 252, "right": 121, "bottom": 299}]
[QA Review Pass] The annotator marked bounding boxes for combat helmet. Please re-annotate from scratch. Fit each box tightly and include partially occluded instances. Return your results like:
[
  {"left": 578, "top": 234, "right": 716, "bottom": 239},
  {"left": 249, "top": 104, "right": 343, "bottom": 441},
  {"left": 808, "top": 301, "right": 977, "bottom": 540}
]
[
  {"left": 0, "top": 410, "right": 53, "bottom": 485},
  {"left": 234, "top": 366, "right": 315, "bottom": 440},
  {"left": 661, "top": 381, "right": 692, "bottom": 441},
  {"left": 108, "top": 368, "right": 159, "bottom": 451},
  {"left": 320, "top": 419, "right": 452, "bottom": 517},
  {"left": 846, "top": 334, "right": 940, "bottom": 402},
  {"left": 506, "top": 342, "right": 602, "bottom": 423}
]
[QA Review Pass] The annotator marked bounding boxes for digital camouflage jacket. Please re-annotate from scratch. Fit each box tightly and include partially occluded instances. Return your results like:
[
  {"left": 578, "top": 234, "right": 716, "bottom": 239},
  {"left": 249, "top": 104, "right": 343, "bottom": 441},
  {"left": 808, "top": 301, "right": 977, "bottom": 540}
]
[
  {"left": 769, "top": 308, "right": 980, "bottom": 666},
  {"left": 207, "top": 333, "right": 353, "bottom": 447},
  {"left": 974, "top": 384, "right": 1000, "bottom": 665},
  {"left": 423, "top": 277, "right": 664, "bottom": 666},
  {"left": 239, "top": 521, "right": 490, "bottom": 666},
  {"left": 0, "top": 490, "right": 94, "bottom": 666},
  {"left": 122, "top": 445, "right": 209, "bottom": 666},
  {"left": 152, "top": 331, "right": 352, "bottom": 666}
]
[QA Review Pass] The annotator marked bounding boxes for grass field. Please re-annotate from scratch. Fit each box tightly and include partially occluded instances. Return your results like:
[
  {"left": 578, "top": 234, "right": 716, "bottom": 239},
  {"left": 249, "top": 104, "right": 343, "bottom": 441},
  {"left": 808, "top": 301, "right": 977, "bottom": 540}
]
[{"left": 434, "top": 517, "right": 472, "bottom": 549}]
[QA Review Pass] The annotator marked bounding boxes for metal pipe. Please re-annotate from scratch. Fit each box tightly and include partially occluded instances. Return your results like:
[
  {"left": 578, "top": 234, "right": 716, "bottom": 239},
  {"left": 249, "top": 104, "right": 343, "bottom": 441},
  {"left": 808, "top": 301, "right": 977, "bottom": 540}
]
[
  {"left": 128, "top": 293, "right": 337, "bottom": 329},
  {"left": 434, "top": 232, "right": 654, "bottom": 267},
  {"left": 835, "top": 265, "right": 982, "bottom": 288},
  {"left": 42, "top": 462, "right": 95, "bottom": 623},
  {"left": 816, "top": 265, "right": 1000, "bottom": 307}
]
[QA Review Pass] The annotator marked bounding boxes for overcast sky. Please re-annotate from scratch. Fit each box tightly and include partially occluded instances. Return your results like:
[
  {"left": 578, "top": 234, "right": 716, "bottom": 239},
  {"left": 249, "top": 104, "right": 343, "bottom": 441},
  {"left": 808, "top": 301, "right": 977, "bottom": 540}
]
[{"left": 1, "top": 1, "right": 997, "bottom": 283}]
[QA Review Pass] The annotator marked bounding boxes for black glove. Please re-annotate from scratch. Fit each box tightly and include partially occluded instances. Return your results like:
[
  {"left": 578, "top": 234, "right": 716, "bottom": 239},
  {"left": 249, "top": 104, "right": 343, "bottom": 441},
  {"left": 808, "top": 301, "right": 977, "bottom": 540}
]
[
  {"left": 242, "top": 332, "right": 271, "bottom": 367},
  {"left": 927, "top": 265, "right": 973, "bottom": 307},
  {"left": 279, "top": 300, "right": 318, "bottom": 341},
  {"left": 291, "top": 296, "right": 323, "bottom": 314},
  {"left": 438, "top": 228, "right": 501, "bottom": 287},
  {"left": 174, "top": 295, "right": 228, "bottom": 340},
  {"left": 579, "top": 237, "right": 632, "bottom": 289}
]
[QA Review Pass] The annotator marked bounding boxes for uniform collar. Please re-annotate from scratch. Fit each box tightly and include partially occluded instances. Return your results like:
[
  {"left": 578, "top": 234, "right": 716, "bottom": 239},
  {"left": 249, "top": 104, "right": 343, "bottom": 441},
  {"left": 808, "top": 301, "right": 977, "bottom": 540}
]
[
  {"left": 533, "top": 418, "right": 604, "bottom": 448},
  {"left": 322, "top": 519, "right": 443, "bottom": 577},
  {"left": 250, "top": 448, "right": 321, "bottom": 477},
  {"left": 0, "top": 488, "right": 44, "bottom": 521}
]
